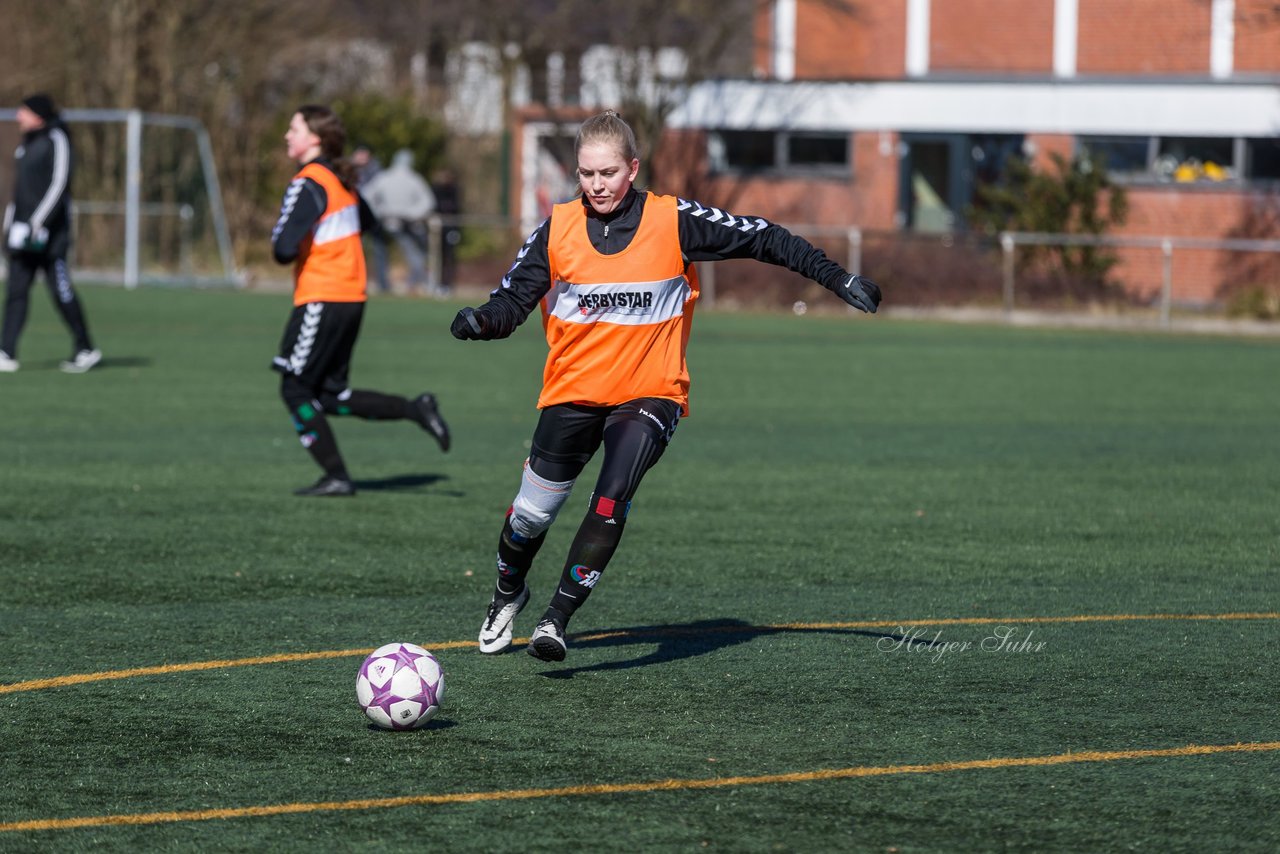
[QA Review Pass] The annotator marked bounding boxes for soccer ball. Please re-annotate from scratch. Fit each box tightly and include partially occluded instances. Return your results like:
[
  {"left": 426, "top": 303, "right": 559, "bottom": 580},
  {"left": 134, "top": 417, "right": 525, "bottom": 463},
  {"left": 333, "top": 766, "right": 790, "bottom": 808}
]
[{"left": 356, "top": 642, "right": 445, "bottom": 730}]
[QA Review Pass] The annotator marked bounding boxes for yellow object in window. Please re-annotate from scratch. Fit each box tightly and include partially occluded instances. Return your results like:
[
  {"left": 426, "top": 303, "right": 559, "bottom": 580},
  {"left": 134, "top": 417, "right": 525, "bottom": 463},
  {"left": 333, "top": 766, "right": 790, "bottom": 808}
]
[{"left": 1173, "top": 161, "right": 1200, "bottom": 182}]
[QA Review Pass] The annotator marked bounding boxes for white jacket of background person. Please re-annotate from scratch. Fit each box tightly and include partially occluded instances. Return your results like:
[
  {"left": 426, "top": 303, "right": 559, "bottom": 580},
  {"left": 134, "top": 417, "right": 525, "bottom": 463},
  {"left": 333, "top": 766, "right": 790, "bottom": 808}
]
[{"left": 362, "top": 149, "right": 436, "bottom": 231}]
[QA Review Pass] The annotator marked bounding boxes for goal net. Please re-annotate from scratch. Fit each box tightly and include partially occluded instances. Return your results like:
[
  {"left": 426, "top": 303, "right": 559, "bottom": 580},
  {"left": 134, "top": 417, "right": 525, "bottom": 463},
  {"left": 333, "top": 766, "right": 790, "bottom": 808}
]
[{"left": 0, "top": 108, "right": 238, "bottom": 287}]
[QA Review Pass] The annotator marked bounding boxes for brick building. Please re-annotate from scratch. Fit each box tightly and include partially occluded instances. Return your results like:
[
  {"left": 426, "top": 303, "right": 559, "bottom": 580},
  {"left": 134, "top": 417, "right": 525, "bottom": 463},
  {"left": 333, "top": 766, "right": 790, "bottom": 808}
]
[{"left": 657, "top": 0, "right": 1280, "bottom": 305}]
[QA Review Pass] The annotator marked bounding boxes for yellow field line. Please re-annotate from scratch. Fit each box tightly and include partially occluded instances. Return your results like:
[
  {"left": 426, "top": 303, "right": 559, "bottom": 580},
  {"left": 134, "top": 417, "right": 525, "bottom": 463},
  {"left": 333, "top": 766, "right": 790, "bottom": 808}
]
[
  {"left": 1, "top": 611, "right": 1276, "bottom": 696},
  {"left": 3, "top": 741, "right": 1277, "bottom": 833},
  {"left": 0, "top": 641, "right": 478, "bottom": 695}
]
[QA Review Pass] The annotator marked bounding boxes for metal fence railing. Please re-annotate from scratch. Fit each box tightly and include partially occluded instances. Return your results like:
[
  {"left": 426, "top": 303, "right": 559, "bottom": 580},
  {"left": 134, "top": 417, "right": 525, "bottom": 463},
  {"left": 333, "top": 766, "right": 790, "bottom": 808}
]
[
  {"left": 419, "top": 215, "right": 1280, "bottom": 323},
  {"left": 999, "top": 232, "right": 1280, "bottom": 327}
]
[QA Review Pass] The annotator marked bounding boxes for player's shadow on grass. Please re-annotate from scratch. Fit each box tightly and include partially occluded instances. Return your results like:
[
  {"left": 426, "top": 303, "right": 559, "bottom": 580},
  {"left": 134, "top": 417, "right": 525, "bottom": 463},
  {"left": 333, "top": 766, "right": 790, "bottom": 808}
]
[
  {"left": 28, "top": 355, "right": 152, "bottom": 371},
  {"left": 536, "top": 619, "right": 900, "bottom": 679},
  {"left": 352, "top": 473, "right": 450, "bottom": 492},
  {"left": 97, "top": 355, "right": 153, "bottom": 369}
]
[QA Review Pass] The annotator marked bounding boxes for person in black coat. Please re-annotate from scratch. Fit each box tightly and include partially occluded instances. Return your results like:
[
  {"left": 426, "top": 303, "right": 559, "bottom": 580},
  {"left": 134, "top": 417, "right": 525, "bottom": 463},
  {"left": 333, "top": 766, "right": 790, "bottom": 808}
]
[{"left": 1, "top": 94, "right": 99, "bottom": 373}]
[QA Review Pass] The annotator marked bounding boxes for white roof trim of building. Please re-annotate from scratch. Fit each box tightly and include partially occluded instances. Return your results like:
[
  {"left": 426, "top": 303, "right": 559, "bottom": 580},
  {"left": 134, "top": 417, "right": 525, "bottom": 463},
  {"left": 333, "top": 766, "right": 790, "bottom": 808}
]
[{"left": 667, "top": 79, "right": 1280, "bottom": 137}]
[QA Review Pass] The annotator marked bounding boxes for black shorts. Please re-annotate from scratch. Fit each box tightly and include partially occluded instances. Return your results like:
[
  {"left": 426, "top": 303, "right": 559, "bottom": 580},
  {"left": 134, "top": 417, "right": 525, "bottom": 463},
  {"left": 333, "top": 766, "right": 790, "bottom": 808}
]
[
  {"left": 529, "top": 398, "right": 682, "bottom": 503},
  {"left": 271, "top": 301, "right": 364, "bottom": 393}
]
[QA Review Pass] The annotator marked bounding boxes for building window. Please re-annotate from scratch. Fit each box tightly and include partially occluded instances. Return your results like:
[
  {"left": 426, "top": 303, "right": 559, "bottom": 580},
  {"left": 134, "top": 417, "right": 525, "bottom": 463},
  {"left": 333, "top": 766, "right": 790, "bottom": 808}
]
[
  {"left": 1154, "top": 137, "right": 1236, "bottom": 182},
  {"left": 1079, "top": 137, "right": 1152, "bottom": 178},
  {"left": 709, "top": 130, "right": 850, "bottom": 175},
  {"left": 1246, "top": 138, "right": 1280, "bottom": 181},
  {"left": 709, "top": 131, "right": 774, "bottom": 172},
  {"left": 786, "top": 133, "right": 849, "bottom": 169},
  {"left": 1078, "top": 135, "right": 1259, "bottom": 184}
]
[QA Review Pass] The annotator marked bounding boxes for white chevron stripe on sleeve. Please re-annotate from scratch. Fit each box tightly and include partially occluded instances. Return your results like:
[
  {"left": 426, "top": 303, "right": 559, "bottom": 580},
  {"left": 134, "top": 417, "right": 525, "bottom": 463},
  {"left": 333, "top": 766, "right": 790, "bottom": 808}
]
[
  {"left": 271, "top": 179, "right": 305, "bottom": 244},
  {"left": 29, "top": 128, "right": 70, "bottom": 233},
  {"left": 500, "top": 219, "right": 546, "bottom": 290}
]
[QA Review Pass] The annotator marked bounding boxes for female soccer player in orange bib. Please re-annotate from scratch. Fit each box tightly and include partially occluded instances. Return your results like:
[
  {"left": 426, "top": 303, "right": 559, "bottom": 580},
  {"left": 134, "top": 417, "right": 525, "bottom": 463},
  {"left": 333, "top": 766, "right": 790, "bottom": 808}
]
[
  {"left": 271, "top": 105, "right": 450, "bottom": 496},
  {"left": 452, "top": 111, "right": 880, "bottom": 660}
]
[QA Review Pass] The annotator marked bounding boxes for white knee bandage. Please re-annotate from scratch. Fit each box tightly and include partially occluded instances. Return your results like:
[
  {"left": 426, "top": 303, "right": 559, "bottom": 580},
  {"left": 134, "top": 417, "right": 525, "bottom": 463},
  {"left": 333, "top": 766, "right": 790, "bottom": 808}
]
[{"left": 509, "top": 459, "right": 575, "bottom": 539}]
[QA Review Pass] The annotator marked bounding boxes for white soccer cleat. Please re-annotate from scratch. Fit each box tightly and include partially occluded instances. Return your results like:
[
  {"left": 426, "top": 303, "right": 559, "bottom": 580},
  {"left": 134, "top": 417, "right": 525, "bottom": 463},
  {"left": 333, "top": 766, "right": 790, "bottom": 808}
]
[
  {"left": 0, "top": 351, "right": 17, "bottom": 373},
  {"left": 478, "top": 585, "right": 530, "bottom": 654},
  {"left": 60, "top": 349, "right": 102, "bottom": 374},
  {"left": 527, "top": 616, "right": 567, "bottom": 662}
]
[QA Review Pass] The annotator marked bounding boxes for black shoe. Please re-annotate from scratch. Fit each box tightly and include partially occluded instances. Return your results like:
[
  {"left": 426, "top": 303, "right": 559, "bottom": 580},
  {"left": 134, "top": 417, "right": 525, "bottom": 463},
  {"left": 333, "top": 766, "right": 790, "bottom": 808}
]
[
  {"left": 411, "top": 393, "right": 451, "bottom": 452},
  {"left": 293, "top": 475, "right": 356, "bottom": 497}
]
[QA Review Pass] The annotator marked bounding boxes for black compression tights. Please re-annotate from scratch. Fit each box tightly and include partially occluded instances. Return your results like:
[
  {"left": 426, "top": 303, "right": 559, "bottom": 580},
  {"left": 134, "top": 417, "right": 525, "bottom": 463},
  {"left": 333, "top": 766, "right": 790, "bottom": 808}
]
[{"left": 540, "top": 414, "right": 670, "bottom": 623}]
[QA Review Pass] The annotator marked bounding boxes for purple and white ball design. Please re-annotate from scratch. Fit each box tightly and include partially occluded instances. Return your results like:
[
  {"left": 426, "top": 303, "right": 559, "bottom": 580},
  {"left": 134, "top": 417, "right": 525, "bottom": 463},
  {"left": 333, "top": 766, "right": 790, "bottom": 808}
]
[{"left": 356, "top": 642, "right": 445, "bottom": 730}]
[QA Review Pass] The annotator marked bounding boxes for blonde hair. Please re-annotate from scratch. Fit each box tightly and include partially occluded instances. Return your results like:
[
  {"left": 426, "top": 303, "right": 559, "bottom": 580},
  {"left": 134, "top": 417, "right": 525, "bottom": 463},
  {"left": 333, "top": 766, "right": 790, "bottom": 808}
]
[{"left": 575, "top": 110, "right": 639, "bottom": 162}]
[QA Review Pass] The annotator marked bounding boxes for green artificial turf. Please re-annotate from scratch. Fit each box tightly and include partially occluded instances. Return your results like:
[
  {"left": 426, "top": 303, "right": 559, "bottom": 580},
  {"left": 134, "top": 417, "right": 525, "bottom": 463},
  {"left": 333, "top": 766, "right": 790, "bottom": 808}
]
[{"left": 1, "top": 286, "right": 1277, "bottom": 851}]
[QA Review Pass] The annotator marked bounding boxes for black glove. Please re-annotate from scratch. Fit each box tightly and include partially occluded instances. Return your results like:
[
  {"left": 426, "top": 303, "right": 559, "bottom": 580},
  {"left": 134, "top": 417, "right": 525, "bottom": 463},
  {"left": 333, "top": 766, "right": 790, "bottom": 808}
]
[
  {"left": 835, "top": 274, "right": 881, "bottom": 313},
  {"left": 450, "top": 307, "right": 487, "bottom": 340}
]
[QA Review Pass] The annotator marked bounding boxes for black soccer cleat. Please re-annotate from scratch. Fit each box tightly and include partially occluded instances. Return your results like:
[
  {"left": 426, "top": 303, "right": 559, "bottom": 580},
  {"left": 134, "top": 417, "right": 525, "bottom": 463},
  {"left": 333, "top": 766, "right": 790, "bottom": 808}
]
[
  {"left": 293, "top": 475, "right": 356, "bottom": 497},
  {"left": 411, "top": 393, "right": 451, "bottom": 452}
]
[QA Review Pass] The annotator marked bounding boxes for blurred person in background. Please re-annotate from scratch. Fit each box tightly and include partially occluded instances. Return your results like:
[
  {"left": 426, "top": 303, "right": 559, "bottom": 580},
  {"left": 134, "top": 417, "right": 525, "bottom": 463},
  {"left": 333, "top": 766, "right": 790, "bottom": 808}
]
[
  {"left": 362, "top": 149, "right": 435, "bottom": 296},
  {"left": 270, "top": 105, "right": 450, "bottom": 497},
  {"left": 430, "top": 167, "right": 462, "bottom": 295},
  {"left": 350, "top": 144, "right": 392, "bottom": 295},
  {"left": 1, "top": 94, "right": 100, "bottom": 373},
  {"left": 451, "top": 111, "right": 881, "bottom": 661}
]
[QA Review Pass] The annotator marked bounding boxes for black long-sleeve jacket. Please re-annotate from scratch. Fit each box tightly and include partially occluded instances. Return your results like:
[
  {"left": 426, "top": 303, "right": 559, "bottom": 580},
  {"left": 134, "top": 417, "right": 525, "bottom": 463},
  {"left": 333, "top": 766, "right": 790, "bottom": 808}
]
[
  {"left": 471, "top": 189, "right": 854, "bottom": 338},
  {"left": 5, "top": 120, "right": 73, "bottom": 257}
]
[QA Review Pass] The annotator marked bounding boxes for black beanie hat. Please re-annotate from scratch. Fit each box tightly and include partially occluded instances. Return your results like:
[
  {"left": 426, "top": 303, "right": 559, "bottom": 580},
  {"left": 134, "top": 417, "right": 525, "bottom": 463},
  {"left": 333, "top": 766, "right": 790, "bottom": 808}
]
[{"left": 21, "top": 94, "right": 59, "bottom": 122}]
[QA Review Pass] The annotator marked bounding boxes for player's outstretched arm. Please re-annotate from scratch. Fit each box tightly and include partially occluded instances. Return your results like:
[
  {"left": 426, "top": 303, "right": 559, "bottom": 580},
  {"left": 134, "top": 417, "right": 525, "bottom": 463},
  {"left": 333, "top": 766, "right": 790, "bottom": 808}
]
[
  {"left": 676, "top": 198, "right": 883, "bottom": 313},
  {"left": 448, "top": 288, "right": 538, "bottom": 340},
  {"left": 449, "top": 218, "right": 552, "bottom": 341},
  {"left": 833, "top": 274, "right": 882, "bottom": 313}
]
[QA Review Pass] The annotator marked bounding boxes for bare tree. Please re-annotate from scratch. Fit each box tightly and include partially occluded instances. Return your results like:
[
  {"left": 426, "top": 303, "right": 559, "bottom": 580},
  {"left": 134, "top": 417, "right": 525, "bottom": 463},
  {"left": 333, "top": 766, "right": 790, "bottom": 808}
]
[
  {"left": 0, "top": 0, "right": 866, "bottom": 268},
  {"left": 0, "top": 0, "right": 369, "bottom": 266}
]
